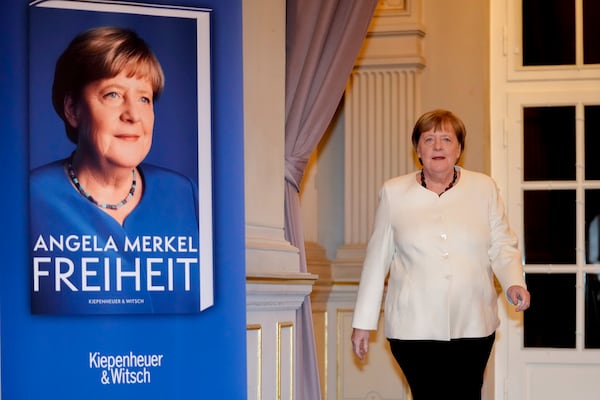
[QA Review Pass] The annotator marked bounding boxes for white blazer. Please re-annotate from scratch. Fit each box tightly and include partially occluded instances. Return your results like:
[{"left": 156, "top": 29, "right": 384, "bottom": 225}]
[{"left": 352, "top": 168, "right": 526, "bottom": 340}]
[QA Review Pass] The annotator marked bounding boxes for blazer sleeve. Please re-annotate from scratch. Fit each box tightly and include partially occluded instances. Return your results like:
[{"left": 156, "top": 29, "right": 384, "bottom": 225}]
[
  {"left": 487, "top": 180, "right": 527, "bottom": 294},
  {"left": 352, "top": 184, "right": 396, "bottom": 330}
]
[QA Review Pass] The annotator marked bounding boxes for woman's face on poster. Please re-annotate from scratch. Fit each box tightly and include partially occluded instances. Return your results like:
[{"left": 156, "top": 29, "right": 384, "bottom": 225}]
[{"left": 65, "top": 70, "right": 155, "bottom": 169}]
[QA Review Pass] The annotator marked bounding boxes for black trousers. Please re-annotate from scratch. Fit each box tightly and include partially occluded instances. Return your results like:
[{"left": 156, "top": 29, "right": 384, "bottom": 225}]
[{"left": 388, "top": 332, "right": 496, "bottom": 400}]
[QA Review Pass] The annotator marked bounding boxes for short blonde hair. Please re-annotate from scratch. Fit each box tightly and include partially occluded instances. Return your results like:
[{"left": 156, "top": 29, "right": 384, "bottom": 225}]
[{"left": 52, "top": 26, "right": 165, "bottom": 143}]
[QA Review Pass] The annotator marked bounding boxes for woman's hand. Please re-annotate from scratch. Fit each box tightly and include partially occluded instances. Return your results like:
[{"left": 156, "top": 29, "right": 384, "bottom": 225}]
[
  {"left": 507, "top": 285, "right": 531, "bottom": 312},
  {"left": 351, "top": 328, "right": 370, "bottom": 360}
]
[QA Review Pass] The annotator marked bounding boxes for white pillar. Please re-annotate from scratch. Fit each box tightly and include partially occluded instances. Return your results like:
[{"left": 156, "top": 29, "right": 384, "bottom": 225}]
[
  {"left": 242, "top": 1, "right": 317, "bottom": 399},
  {"left": 333, "top": 1, "right": 426, "bottom": 278},
  {"left": 242, "top": 0, "right": 300, "bottom": 276}
]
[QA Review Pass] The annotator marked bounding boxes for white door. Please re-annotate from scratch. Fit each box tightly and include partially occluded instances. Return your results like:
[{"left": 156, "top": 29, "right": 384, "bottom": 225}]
[
  {"left": 504, "top": 91, "right": 600, "bottom": 400},
  {"left": 492, "top": 1, "right": 600, "bottom": 399}
]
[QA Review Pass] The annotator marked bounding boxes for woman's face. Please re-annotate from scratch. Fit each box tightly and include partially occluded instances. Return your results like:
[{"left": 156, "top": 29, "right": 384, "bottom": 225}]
[
  {"left": 66, "top": 71, "right": 155, "bottom": 170},
  {"left": 416, "top": 125, "right": 461, "bottom": 174}
]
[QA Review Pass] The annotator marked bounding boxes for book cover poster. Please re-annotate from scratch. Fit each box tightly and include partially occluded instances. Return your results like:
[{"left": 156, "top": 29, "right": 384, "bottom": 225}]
[
  {"left": 1, "top": 0, "right": 246, "bottom": 398},
  {"left": 29, "top": 0, "right": 214, "bottom": 314}
]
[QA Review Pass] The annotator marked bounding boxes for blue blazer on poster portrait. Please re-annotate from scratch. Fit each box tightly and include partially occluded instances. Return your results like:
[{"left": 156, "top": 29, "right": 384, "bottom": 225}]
[{"left": 30, "top": 159, "right": 201, "bottom": 315}]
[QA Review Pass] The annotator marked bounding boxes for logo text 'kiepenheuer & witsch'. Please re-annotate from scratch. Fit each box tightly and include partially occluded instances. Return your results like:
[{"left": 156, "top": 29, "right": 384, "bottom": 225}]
[{"left": 89, "top": 351, "right": 164, "bottom": 385}]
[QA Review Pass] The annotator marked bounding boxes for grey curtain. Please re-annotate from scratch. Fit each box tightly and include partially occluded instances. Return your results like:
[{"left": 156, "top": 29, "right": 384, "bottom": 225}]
[{"left": 284, "top": 1, "right": 378, "bottom": 398}]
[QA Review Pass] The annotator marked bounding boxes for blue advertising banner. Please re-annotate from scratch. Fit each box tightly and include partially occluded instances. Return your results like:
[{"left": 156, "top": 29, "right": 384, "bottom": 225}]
[{"left": 0, "top": 0, "right": 246, "bottom": 398}]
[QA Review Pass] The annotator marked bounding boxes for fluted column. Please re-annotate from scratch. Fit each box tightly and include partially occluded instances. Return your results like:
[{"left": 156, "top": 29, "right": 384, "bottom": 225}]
[
  {"left": 332, "top": 2, "right": 425, "bottom": 278},
  {"left": 345, "top": 69, "right": 419, "bottom": 243}
]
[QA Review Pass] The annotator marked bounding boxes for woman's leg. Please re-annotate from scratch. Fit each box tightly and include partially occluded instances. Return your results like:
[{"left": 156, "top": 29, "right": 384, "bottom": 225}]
[
  {"left": 388, "top": 333, "right": 495, "bottom": 400},
  {"left": 447, "top": 333, "right": 496, "bottom": 399},
  {"left": 388, "top": 338, "right": 447, "bottom": 399}
]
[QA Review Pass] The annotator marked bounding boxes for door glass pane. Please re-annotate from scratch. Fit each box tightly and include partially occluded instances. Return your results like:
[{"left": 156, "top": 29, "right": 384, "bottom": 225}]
[
  {"left": 524, "top": 190, "right": 576, "bottom": 264},
  {"left": 585, "top": 273, "right": 600, "bottom": 348},
  {"left": 524, "top": 273, "right": 576, "bottom": 348},
  {"left": 523, "top": 106, "right": 575, "bottom": 181},
  {"left": 583, "top": 0, "right": 600, "bottom": 64},
  {"left": 522, "top": 0, "right": 575, "bottom": 66},
  {"left": 585, "top": 105, "right": 600, "bottom": 180},
  {"left": 585, "top": 190, "right": 600, "bottom": 264}
]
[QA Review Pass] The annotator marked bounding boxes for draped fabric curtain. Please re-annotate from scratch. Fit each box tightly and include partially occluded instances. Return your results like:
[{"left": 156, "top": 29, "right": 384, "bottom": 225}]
[{"left": 285, "top": 1, "right": 378, "bottom": 398}]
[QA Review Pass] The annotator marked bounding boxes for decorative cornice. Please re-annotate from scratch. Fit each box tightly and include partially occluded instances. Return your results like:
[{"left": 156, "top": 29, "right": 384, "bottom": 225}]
[{"left": 246, "top": 274, "right": 316, "bottom": 311}]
